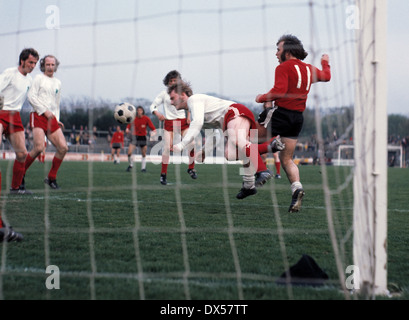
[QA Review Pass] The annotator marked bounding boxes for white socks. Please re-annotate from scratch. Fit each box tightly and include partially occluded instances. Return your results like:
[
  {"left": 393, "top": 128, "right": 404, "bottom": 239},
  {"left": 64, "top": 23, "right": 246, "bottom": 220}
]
[
  {"left": 243, "top": 175, "right": 256, "bottom": 189},
  {"left": 291, "top": 181, "right": 303, "bottom": 194}
]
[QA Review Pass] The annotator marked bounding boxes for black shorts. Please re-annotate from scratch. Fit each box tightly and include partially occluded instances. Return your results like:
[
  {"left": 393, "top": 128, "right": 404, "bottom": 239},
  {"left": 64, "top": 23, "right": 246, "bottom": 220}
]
[
  {"left": 130, "top": 135, "right": 147, "bottom": 147},
  {"left": 112, "top": 143, "right": 122, "bottom": 149},
  {"left": 258, "top": 106, "right": 304, "bottom": 139}
]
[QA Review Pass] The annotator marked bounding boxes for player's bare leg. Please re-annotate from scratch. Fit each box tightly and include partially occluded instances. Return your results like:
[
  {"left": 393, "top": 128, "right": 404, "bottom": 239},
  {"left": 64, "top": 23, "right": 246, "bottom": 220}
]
[
  {"left": 29, "top": 128, "right": 47, "bottom": 159},
  {"left": 23, "top": 127, "right": 46, "bottom": 188},
  {"left": 182, "top": 127, "right": 197, "bottom": 179},
  {"left": 141, "top": 145, "right": 147, "bottom": 172},
  {"left": 44, "top": 128, "right": 68, "bottom": 189},
  {"left": 280, "top": 137, "right": 305, "bottom": 212},
  {"left": 160, "top": 129, "right": 173, "bottom": 185},
  {"left": 225, "top": 116, "right": 266, "bottom": 199},
  {"left": 116, "top": 148, "right": 121, "bottom": 163},
  {"left": 127, "top": 143, "right": 136, "bottom": 171},
  {"left": 273, "top": 152, "right": 281, "bottom": 179}
]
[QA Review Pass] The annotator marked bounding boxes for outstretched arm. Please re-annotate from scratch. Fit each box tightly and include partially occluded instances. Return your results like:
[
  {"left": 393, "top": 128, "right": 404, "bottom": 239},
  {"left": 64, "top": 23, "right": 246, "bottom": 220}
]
[{"left": 312, "top": 54, "right": 331, "bottom": 83}]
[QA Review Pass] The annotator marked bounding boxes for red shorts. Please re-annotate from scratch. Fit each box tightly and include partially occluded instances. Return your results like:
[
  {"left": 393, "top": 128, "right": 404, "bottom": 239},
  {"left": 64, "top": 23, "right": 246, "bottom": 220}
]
[
  {"left": 29, "top": 112, "right": 61, "bottom": 134},
  {"left": 223, "top": 103, "right": 257, "bottom": 130},
  {"left": 164, "top": 118, "right": 189, "bottom": 132},
  {"left": 0, "top": 110, "right": 25, "bottom": 134}
]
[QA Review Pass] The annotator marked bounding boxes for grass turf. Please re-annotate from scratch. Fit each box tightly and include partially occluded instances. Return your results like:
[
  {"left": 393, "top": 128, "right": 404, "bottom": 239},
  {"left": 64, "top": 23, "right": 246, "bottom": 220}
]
[{"left": 0, "top": 159, "right": 408, "bottom": 300}]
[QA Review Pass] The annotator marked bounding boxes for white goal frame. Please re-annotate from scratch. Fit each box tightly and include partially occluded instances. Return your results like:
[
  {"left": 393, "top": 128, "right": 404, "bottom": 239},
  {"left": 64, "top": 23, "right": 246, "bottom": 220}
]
[
  {"left": 353, "top": 0, "right": 389, "bottom": 297},
  {"left": 335, "top": 144, "right": 403, "bottom": 168}
]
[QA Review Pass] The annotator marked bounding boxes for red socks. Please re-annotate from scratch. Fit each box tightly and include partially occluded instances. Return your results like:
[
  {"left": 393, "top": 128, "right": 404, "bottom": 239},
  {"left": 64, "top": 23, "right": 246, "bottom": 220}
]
[
  {"left": 245, "top": 143, "right": 267, "bottom": 172},
  {"left": 48, "top": 157, "right": 63, "bottom": 181},
  {"left": 24, "top": 154, "right": 36, "bottom": 171},
  {"left": 188, "top": 149, "right": 195, "bottom": 170},
  {"left": 275, "top": 161, "right": 281, "bottom": 175},
  {"left": 258, "top": 137, "right": 279, "bottom": 155},
  {"left": 11, "top": 160, "right": 25, "bottom": 190},
  {"left": 161, "top": 154, "right": 169, "bottom": 175}
]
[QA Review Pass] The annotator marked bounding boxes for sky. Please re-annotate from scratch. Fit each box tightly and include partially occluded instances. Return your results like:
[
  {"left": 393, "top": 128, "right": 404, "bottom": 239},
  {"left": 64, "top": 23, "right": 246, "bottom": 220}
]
[{"left": 0, "top": 0, "right": 408, "bottom": 116}]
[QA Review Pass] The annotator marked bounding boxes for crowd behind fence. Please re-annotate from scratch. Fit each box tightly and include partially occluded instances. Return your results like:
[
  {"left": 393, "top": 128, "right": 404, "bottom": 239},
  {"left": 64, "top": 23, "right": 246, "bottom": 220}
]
[{"left": 0, "top": 126, "right": 406, "bottom": 167}]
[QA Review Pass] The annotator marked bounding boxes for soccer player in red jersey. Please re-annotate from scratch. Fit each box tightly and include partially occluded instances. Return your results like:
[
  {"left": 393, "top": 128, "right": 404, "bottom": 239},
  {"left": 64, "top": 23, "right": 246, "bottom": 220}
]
[
  {"left": 256, "top": 34, "right": 331, "bottom": 212},
  {"left": 126, "top": 106, "right": 157, "bottom": 172},
  {"left": 110, "top": 125, "right": 124, "bottom": 164}
]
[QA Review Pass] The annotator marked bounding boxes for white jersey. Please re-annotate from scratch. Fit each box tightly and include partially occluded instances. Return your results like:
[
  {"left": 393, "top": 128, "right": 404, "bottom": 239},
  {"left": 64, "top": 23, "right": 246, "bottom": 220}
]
[
  {"left": 150, "top": 89, "right": 186, "bottom": 120},
  {"left": 28, "top": 73, "right": 62, "bottom": 121},
  {"left": 0, "top": 67, "right": 33, "bottom": 111},
  {"left": 178, "top": 94, "right": 235, "bottom": 149}
]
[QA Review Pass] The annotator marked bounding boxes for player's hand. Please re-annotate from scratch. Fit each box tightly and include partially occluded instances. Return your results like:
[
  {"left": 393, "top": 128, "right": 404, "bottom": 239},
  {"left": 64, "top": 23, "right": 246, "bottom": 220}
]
[
  {"left": 154, "top": 111, "right": 165, "bottom": 121},
  {"left": 58, "top": 121, "right": 65, "bottom": 129},
  {"left": 321, "top": 54, "right": 329, "bottom": 63},
  {"left": 172, "top": 144, "right": 183, "bottom": 153},
  {"left": 255, "top": 94, "right": 263, "bottom": 103},
  {"left": 150, "top": 130, "right": 157, "bottom": 140},
  {"left": 263, "top": 101, "right": 272, "bottom": 109}
]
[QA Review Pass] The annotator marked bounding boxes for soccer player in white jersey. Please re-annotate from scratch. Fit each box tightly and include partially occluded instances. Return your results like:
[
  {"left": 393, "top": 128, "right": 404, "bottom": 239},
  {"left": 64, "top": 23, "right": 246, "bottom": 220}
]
[
  {"left": 0, "top": 48, "right": 39, "bottom": 195},
  {"left": 150, "top": 70, "right": 197, "bottom": 185},
  {"left": 168, "top": 80, "right": 284, "bottom": 199},
  {"left": 25, "top": 55, "right": 68, "bottom": 189}
]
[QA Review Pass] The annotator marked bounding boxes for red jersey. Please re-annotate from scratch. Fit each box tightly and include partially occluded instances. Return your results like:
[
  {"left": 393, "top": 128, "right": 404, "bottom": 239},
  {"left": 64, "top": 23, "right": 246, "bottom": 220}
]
[
  {"left": 111, "top": 130, "right": 124, "bottom": 146},
  {"left": 127, "top": 115, "right": 156, "bottom": 136},
  {"left": 258, "top": 59, "right": 331, "bottom": 112}
]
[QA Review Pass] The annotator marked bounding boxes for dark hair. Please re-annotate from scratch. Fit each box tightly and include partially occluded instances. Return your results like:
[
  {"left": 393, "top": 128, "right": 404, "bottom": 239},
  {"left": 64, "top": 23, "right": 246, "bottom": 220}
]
[
  {"left": 167, "top": 80, "right": 193, "bottom": 97},
  {"left": 163, "top": 70, "right": 181, "bottom": 86},
  {"left": 277, "top": 34, "right": 308, "bottom": 61},
  {"left": 19, "top": 48, "right": 40, "bottom": 65},
  {"left": 137, "top": 106, "right": 145, "bottom": 115},
  {"left": 40, "top": 55, "right": 60, "bottom": 72}
]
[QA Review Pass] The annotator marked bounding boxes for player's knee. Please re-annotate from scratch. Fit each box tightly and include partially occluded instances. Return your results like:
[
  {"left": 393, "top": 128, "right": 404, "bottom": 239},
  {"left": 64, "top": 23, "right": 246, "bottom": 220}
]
[
  {"left": 32, "top": 140, "right": 44, "bottom": 152},
  {"left": 59, "top": 144, "right": 68, "bottom": 155},
  {"left": 16, "top": 150, "right": 27, "bottom": 162}
]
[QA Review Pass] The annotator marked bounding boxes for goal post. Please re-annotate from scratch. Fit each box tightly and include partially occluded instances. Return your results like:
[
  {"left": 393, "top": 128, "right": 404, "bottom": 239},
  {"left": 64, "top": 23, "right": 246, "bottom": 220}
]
[
  {"left": 353, "top": 0, "right": 389, "bottom": 297},
  {"left": 336, "top": 145, "right": 403, "bottom": 168}
]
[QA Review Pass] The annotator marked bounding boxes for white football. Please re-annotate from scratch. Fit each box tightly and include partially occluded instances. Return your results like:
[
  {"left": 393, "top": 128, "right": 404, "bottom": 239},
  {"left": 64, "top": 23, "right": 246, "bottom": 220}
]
[{"left": 114, "top": 102, "right": 136, "bottom": 124}]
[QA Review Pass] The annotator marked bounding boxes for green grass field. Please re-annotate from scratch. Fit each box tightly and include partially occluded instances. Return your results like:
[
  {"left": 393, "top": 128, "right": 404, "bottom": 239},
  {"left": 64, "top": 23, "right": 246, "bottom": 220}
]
[{"left": 0, "top": 159, "right": 408, "bottom": 300}]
